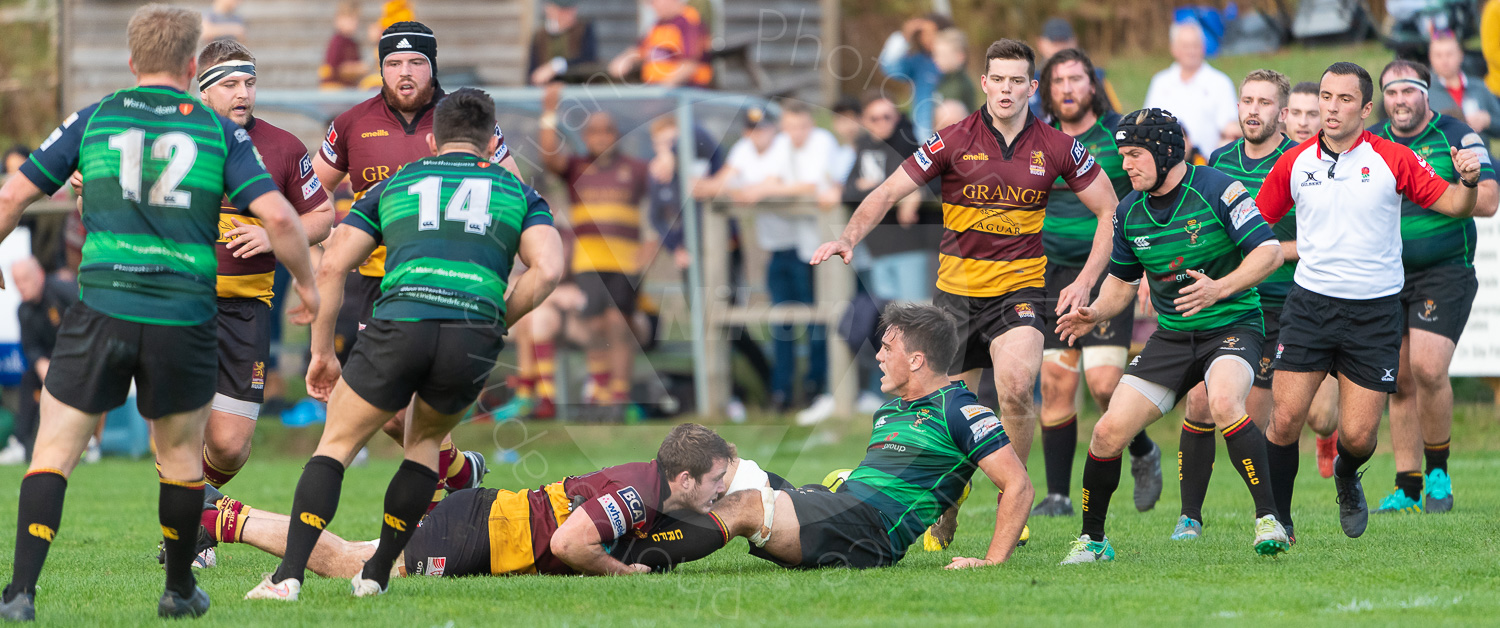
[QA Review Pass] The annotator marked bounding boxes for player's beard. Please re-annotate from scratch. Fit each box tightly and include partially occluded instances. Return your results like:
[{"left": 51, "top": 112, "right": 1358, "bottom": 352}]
[
  {"left": 1240, "top": 117, "right": 1280, "bottom": 144},
  {"left": 1389, "top": 102, "right": 1430, "bottom": 136},
  {"left": 382, "top": 79, "right": 436, "bottom": 115},
  {"left": 1052, "top": 98, "right": 1091, "bottom": 125}
]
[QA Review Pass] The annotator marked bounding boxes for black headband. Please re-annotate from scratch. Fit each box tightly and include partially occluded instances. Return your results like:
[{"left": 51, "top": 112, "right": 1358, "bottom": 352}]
[{"left": 198, "top": 61, "right": 256, "bottom": 92}]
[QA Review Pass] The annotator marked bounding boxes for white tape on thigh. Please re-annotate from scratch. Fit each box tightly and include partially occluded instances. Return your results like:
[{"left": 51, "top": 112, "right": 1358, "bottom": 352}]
[
  {"left": 1208, "top": 355, "right": 1255, "bottom": 381},
  {"left": 1082, "top": 346, "right": 1129, "bottom": 371},
  {"left": 747, "top": 487, "right": 776, "bottom": 548},
  {"left": 1042, "top": 348, "right": 1081, "bottom": 373},
  {"left": 211, "top": 393, "right": 261, "bottom": 420},
  {"left": 1120, "top": 375, "right": 1177, "bottom": 415}
]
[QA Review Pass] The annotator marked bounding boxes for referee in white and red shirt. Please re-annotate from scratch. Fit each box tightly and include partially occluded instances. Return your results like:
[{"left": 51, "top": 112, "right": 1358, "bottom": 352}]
[{"left": 1255, "top": 62, "right": 1482, "bottom": 542}]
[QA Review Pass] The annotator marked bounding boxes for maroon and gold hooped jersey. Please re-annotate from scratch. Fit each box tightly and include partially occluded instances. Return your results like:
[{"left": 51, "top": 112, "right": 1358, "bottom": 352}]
[{"left": 901, "top": 108, "right": 1101, "bottom": 297}]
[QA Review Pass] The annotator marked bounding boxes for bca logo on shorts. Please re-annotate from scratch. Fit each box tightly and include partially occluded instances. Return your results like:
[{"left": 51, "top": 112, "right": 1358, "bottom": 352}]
[{"left": 426, "top": 557, "right": 446, "bottom": 576}]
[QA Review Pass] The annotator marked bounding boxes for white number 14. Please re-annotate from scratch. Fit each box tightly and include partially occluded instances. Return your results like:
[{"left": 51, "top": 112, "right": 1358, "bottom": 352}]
[{"left": 410, "top": 176, "right": 493, "bottom": 235}]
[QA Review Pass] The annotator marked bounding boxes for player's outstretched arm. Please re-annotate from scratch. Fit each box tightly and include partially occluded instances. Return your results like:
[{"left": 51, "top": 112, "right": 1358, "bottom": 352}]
[
  {"left": 0, "top": 175, "right": 46, "bottom": 287},
  {"left": 810, "top": 167, "right": 921, "bottom": 266},
  {"left": 1173, "top": 243, "right": 1282, "bottom": 318},
  {"left": 947, "top": 445, "right": 1032, "bottom": 569},
  {"left": 505, "top": 224, "right": 566, "bottom": 328},
  {"left": 551, "top": 514, "right": 650, "bottom": 575},
  {"left": 1056, "top": 275, "right": 1137, "bottom": 346},
  {"left": 1064, "top": 174, "right": 1122, "bottom": 311},
  {"left": 305, "top": 225, "right": 378, "bottom": 400}
]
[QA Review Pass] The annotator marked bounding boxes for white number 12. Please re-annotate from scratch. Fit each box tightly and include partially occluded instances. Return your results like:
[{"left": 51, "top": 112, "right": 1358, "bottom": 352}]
[{"left": 107, "top": 128, "right": 198, "bottom": 208}]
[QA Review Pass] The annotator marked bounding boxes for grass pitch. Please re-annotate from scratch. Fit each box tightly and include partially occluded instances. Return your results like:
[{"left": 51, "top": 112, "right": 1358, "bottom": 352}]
[{"left": 0, "top": 407, "right": 1497, "bottom": 626}]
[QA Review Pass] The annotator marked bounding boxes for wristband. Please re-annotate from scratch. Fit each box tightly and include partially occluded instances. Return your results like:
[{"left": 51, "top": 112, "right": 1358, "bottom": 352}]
[{"left": 1462, "top": 177, "right": 1479, "bottom": 188}]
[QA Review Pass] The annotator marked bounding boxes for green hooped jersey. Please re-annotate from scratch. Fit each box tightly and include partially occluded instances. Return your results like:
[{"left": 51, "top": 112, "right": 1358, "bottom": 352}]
[
  {"left": 843, "top": 383, "right": 1009, "bottom": 558},
  {"left": 1043, "top": 112, "right": 1131, "bottom": 268},
  {"left": 343, "top": 152, "right": 553, "bottom": 323},
  {"left": 1370, "top": 113, "right": 1497, "bottom": 270},
  {"left": 1207, "top": 135, "right": 1298, "bottom": 309},
  {"left": 1109, "top": 165, "right": 1277, "bottom": 332},
  {"left": 19, "top": 86, "right": 277, "bottom": 325}
]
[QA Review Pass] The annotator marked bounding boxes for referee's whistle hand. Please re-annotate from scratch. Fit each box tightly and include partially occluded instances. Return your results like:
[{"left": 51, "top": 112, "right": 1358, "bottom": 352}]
[{"left": 810, "top": 240, "right": 852, "bottom": 265}]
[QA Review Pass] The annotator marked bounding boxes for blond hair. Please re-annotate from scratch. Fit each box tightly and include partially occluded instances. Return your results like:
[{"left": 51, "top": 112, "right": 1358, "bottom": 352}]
[
  {"left": 127, "top": 4, "right": 202, "bottom": 76},
  {"left": 1242, "top": 68, "right": 1291, "bottom": 108}
]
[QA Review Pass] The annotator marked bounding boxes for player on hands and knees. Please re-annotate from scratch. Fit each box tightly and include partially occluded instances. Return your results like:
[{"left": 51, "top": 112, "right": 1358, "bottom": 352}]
[
  {"left": 1371, "top": 59, "right": 1497, "bottom": 514},
  {"left": 1055, "top": 109, "right": 1288, "bottom": 564},
  {"left": 813, "top": 40, "right": 1123, "bottom": 547},
  {"left": 1258, "top": 62, "right": 1481, "bottom": 540},
  {"left": 1171, "top": 69, "right": 1296, "bottom": 541},
  {"left": 0, "top": 4, "right": 319, "bottom": 620},
  {"left": 1034, "top": 48, "right": 1160, "bottom": 519},
  {"left": 196, "top": 40, "right": 335, "bottom": 496},
  {"left": 245, "top": 88, "right": 563, "bottom": 601}
]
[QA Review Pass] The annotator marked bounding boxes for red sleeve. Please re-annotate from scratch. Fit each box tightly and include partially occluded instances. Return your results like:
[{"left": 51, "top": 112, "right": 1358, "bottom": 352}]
[
  {"left": 900, "top": 130, "right": 950, "bottom": 187},
  {"left": 1385, "top": 141, "right": 1448, "bottom": 209},
  {"left": 1257, "top": 151, "right": 1295, "bottom": 224},
  {"left": 318, "top": 117, "right": 348, "bottom": 172},
  {"left": 1056, "top": 135, "right": 1101, "bottom": 193}
]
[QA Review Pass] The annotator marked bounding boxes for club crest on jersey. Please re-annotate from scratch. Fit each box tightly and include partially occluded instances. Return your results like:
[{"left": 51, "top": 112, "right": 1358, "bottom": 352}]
[
  {"left": 179, "top": 103, "right": 194, "bottom": 115},
  {"left": 924, "top": 132, "right": 945, "bottom": 153},
  {"left": 1014, "top": 303, "right": 1036, "bottom": 318},
  {"left": 1259, "top": 357, "right": 1272, "bottom": 377},
  {"left": 1361, "top": 166, "right": 1371, "bottom": 182},
  {"left": 1029, "top": 150, "right": 1046, "bottom": 176},
  {"left": 1223, "top": 336, "right": 1240, "bottom": 349},
  {"left": 1183, "top": 219, "right": 1203, "bottom": 246}
]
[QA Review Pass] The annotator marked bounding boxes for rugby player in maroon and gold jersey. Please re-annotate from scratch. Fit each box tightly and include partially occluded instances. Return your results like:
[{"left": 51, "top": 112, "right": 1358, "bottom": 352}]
[
  {"left": 309, "top": 21, "right": 519, "bottom": 498},
  {"left": 204, "top": 424, "right": 732, "bottom": 579},
  {"left": 196, "top": 41, "right": 335, "bottom": 491},
  {"left": 813, "top": 39, "right": 1120, "bottom": 477}
]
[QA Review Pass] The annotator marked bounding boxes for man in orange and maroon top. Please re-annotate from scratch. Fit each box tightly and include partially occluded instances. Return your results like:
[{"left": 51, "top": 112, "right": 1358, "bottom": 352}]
[
  {"left": 312, "top": 20, "right": 520, "bottom": 494},
  {"left": 537, "top": 83, "right": 650, "bottom": 418},
  {"left": 813, "top": 39, "right": 1121, "bottom": 486},
  {"left": 607, "top": 0, "right": 713, "bottom": 87},
  {"left": 196, "top": 40, "right": 336, "bottom": 489}
]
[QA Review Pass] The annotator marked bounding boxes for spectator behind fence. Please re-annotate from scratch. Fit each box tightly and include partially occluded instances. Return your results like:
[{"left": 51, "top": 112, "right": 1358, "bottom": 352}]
[
  {"left": 3, "top": 258, "right": 80, "bottom": 464},
  {"left": 932, "top": 28, "right": 978, "bottom": 110},
  {"left": 879, "top": 14, "right": 953, "bottom": 142},
  {"left": 828, "top": 97, "right": 862, "bottom": 185},
  {"left": 1030, "top": 17, "right": 1123, "bottom": 119},
  {"left": 530, "top": 0, "right": 598, "bottom": 85},
  {"left": 320, "top": 1, "right": 368, "bottom": 89},
  {"left": 538, "top": 84, "right": 651, "bottom": 419},
  {"left": 201, "top": 0, "right": 246, "bottom": 44},
  {"left": 608, "top": 0, "right": 712, "bottom": 87},
  {"left": 839, "top": 96, "right": 935, "bottom": 304},
  {"left": 1144, "top": 20, "right": 1239, "bottom": 154},
  {"left": 1428, "top": 33, "right": 1500, "bottom": 141},
  {"left": 772, "top": 100, "right": 844, "bottom": 425}
]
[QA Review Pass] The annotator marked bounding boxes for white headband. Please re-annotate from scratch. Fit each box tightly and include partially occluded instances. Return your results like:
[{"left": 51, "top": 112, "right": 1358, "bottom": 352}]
[{"left": 198, "top": 60, "right": 256, "bottom": 92}]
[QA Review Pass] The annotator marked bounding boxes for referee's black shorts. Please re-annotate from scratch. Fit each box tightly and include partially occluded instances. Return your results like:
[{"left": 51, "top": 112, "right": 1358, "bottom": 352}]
[{"left": 1274, "top": 285, "right": 1403, "bottom": 393}]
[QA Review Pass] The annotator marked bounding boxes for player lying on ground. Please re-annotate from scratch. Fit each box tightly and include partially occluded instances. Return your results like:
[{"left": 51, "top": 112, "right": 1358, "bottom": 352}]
[
  {"left": 207, "top": 424, "right": 774, "bottom": 577},
  {"left": 1054, "top": 108, "right": 1289, "bottom": 564},
  {"left": 246, "top": 88, "right": 564, "bottom": 601},
  {"left": 606, "top": 303, "right": 1033, "bottom": 570}
]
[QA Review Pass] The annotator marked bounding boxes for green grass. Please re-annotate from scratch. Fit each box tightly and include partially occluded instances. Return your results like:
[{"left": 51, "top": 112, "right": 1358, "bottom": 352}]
[{"left": 1, "top": 407, "right": 1497, "bottom": 626}]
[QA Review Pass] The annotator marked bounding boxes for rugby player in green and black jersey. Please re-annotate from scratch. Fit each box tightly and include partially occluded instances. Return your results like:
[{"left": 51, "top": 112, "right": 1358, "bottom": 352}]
[
  {"left": 1370, "top": 60, "right": 1498, "bottom": 515},
  {"left": 1055, "top": 109, "right": 1289, "bottom": 564},
  {"left": 1171, "top": 69, "right": 1298, "bottom": 542},
  {"left": 616, "top": 303, "right": 1034, "bottom": 570},
  {"left": 1033, "top": 48, "right": 1162, "bottom": 519},
  {"left": 0, "top": 5, "right": 319, "bottom": 620},
  {"left": 245, "top": 88, "right": 564, "bottom": 601}
]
